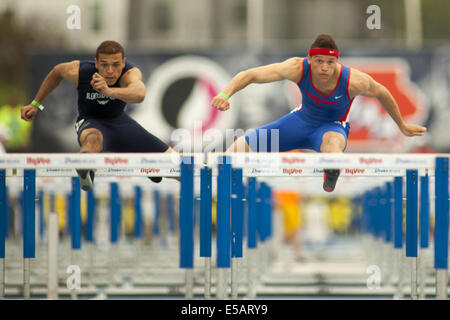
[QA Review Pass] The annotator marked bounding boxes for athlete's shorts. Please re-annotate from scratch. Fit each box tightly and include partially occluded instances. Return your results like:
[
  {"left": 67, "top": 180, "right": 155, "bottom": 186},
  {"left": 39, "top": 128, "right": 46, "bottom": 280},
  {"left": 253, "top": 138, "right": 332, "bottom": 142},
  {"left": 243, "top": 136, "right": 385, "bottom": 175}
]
[
  {"left": 244, "top": 109, "right": 350, "bottom": 152},
  {"left": 75, "top": 112, "right": 169, "bottom": 153}
]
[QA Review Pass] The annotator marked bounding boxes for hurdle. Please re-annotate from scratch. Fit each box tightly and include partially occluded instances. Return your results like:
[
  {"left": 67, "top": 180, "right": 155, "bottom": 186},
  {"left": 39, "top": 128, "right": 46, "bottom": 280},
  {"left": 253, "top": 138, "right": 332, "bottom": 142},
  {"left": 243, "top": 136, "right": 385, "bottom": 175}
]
[
  {"left": 86, "top": 189, "right": 96, "bottom": 288},
  {"left": 406, "top": 170, "right": 419, "bottom": 299},
  {"left": 69, "top": 177, "right": 82, "bottom": 299},
  {"left": 23, "top": 169, "right": 36, "bottom": 300},
  {"left": 435, "top": 158, "right": 449, "bottom": 300},
  {"left": 179, "top": 156, "right": 195, "bottom": 299},
  {"left": 393, "top": 176, "right": 405, "bottom": 299},
  {"left": 204, "top": 152, "right": 448, "bottom": 299},
  {"left": 418, "top": 173, "right": 430, "bottom": 299},
  {"left": 231, "top": 168, "right": 244, "bottom": 299},
  {"left": 0, "top": 152, "right": 448, "bottom": 299},
  {"left": 199, "top": 166, "right": 212, "bottom": 299}
]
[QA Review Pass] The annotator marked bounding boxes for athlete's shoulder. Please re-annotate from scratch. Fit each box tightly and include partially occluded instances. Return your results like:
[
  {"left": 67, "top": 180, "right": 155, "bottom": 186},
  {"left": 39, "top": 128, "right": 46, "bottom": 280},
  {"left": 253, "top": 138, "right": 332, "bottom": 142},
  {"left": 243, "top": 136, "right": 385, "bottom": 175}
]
[
  {"left": 120, "top": 65, "right": 144, "bottom": 87},
  {"left": 283, "top": 57, "right": 304, "bottom": 69},
  {"left": 54, "top": 60, "right": 80, "bottom": 85},
  {"left": 348, "top": 67, "right": 377, "bottom": 98},
  {"left": 281, "top": 57, "right": 305, "bottom": 83}
]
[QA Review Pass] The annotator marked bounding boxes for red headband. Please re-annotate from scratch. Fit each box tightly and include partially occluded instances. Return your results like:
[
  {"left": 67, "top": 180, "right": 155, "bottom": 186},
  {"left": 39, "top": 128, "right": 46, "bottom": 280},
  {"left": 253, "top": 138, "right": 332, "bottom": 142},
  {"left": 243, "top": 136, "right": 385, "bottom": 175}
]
[{"left": 308, "top": 48, "right": 339, "bottom": 58}]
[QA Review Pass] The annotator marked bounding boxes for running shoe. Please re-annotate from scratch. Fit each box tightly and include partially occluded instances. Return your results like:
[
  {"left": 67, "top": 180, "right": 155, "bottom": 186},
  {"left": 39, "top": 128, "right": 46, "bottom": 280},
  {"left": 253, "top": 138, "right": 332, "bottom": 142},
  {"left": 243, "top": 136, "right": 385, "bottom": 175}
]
[
  {"left": 76, "top": 169, "right": 95, "bottom": 191},
  {"left": 148, "top": 177, "right": 162, "bottom": 183},
  {"left": 323, "top": 169, "right": 340, "bottom": 192}
]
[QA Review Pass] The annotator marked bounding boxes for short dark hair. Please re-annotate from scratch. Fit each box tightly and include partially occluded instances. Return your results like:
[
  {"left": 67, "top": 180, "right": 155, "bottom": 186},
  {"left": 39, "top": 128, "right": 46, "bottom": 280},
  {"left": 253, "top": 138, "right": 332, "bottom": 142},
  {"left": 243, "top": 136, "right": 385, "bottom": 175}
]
[
  {"left": 96, "top": 40, "right": 125, "bottom": 59},
  {"left": 310, "top": 34, "right": 338, "bottom": 51}
]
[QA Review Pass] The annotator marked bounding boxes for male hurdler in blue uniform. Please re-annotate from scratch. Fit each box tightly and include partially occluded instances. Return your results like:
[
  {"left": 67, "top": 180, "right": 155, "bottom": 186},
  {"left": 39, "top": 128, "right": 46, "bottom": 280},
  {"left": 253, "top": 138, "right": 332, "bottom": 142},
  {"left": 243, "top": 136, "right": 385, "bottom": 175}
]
[
  {"left": 21, "top": 40, "right": 172, "bottom": 190},
  {"left": 211, "top": 34, "right": 426, "bottom": 192}
]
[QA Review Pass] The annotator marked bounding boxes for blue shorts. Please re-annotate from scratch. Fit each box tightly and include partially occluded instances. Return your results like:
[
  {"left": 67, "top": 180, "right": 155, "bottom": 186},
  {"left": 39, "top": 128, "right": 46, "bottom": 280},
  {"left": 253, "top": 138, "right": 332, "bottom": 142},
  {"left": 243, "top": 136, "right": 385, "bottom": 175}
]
[
  {"left": 244, "top": 109, "right": 350, "bottom": 152},
  {"left": 75, "top": 112, "right": 169, "bottom": 153}
]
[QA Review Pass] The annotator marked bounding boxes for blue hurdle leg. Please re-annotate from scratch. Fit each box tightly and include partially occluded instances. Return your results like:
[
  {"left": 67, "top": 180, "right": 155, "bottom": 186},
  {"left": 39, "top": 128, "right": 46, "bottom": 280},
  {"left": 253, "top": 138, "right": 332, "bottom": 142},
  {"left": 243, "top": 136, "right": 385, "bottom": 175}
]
[
  {"left": 109, "top": 182, "right": 121, "bottom": 286},
  {"left": 246, "top": 177, "right": 258, "bottom": 299},
  {"left": 257, "top": 182, "right": 271, "bottom": 276},
  {"left": 200, "top": 166, "right": 212, "bottom": 299},
  {"left": 167, "top": 193, "right": 176, "bottom": 235},
  {"left": 382, "top": 182, "right": 393, "bottom": 286},
  {"left": 418, "top": 173, "right": 430, "bottom": 300},
  {"left": 71, "top": 177, "right": 82, "bottom": 250},
  {"left": 23, "top": 169, "right": 36, "bottom": 300},
  {"left": 86, "top": 188, "right": 96, "bottom": 287},
  {"left": 152, "top": 190, "right": 161, "bottom": 242},
  {"left": 393, "top": 176, "right": 405, "bottom": 299},
  {"left": 180, "top": 156, "right": 194, "bottom": 299},
  {"left": 70, "top": 177, "right": 82, "bottom": 299},
  {"left": 435, "top": 157, "right": 449, "bottom": 300},
  {"left": 406, "top": 169, "right": 418, "bottom": 300},
  {"left": 134, "top": 186, "right": 143, "bottom": 240},
  {"left": 216, "top": 155, "right": 231, "bottom": 300},
  {"left": 231, "top": 168, "right": 243, "bottom": 299}
]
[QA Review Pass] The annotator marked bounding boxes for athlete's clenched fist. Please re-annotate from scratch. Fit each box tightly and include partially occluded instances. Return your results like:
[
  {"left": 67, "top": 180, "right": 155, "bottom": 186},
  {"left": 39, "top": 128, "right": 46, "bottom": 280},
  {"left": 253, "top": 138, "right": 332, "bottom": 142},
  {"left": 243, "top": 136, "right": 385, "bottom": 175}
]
[{"left": 211, "top": 95, "right": 230, "bottom": 111}]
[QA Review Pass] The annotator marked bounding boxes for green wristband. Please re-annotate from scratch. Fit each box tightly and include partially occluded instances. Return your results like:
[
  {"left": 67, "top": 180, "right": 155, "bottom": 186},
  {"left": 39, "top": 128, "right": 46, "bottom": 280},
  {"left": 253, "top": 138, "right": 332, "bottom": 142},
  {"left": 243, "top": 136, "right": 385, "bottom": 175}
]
[
  {"left": 218, "top": 92, "right": 230, "bottom": 100},
  {"left": 31, "top": 100, "right": 44, "bottom": 111}
]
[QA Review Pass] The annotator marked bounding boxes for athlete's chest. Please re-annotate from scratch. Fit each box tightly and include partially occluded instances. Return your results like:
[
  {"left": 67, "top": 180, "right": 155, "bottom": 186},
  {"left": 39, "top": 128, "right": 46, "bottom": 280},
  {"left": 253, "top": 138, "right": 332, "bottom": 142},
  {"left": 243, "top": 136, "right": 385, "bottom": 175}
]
[
  {"left": 303, "top": 91, "right": 347, "bottom": 108},
  {"left": 83, "top": 90, "right": 116, "bottom": 105}
]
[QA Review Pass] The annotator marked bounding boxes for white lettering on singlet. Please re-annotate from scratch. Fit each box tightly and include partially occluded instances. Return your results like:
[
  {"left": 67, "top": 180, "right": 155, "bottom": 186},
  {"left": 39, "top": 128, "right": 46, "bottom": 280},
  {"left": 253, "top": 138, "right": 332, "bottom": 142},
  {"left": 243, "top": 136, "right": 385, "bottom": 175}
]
[{"left": 85, "top": 92, "right": 116, "bottom": 105}]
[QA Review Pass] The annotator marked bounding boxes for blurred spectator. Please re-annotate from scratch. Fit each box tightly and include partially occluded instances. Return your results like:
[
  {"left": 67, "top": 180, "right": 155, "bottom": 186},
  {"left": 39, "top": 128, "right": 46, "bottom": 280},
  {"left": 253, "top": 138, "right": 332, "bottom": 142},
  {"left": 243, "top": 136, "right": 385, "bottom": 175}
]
[
  {"left": 0, "top": 94, "right": 32, "bottom": 152},
  {"left": 0, "top": 123, "right": 9, "bottom": 153},
  {"left": 274, "top": 191, "right": 304, "bottom": 261}
]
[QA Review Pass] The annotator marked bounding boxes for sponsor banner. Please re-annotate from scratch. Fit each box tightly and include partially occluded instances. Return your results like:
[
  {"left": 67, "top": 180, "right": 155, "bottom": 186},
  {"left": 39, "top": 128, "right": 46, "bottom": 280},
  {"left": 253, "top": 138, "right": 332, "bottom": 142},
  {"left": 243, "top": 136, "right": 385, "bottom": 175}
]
[
  {"left": 33, "top": 167, "right": 182, "bottom": 177},
  {"left": 0, "top": 156, "right": 25, "bottom": 167},
  {"left": 27, "top": 166, "right": 433, "bottom": 178},
  {"left": 36, "top": 168, "right": 75, "bottom": 177},
  {"left": 244, "top": 167, "right": 406, "bottom": 177},
  {"left": 96, "top": 167, "right": 181, "bottom": 177},
  {"left": 341, "top": 168, "right": 405, "bottom": 176},
  {"left": 0, "top": 153, "right": 203, "bottom": 169},
  {"left": 0, "top": 153, "right": 445, "bottom": 171}
]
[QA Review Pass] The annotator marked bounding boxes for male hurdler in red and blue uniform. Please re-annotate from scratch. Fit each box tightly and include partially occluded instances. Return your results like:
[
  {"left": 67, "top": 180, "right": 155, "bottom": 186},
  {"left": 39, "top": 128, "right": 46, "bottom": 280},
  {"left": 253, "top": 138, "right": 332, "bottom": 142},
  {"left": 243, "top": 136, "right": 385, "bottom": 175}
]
[{"left": 212, "top": 34, "right": 426, "bottom": 192}]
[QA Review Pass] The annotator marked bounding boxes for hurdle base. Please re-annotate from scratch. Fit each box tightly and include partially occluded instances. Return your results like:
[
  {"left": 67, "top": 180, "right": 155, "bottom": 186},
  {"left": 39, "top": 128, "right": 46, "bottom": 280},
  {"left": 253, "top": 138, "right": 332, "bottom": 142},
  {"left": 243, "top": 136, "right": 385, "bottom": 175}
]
[
  {"left": 24, "top": 258, "right": 31, "bottom": 300},
  {"left": 204, "top": 257, "right": 211, "bottom": 300},
  {"left": 47, "top": 212, "right": 59, "bottom": 300},
  {"left": 407, "top": 257, "right": 418, "bottom": 300},
  {"left": 185, "top": 268, "right": 194, "bottom": 300},
  {"left": 0, "top": 258, "right": 4, "bottom": 299},
  {"left": 231, "top": 258, "right": 239, "bottom": 299},
  {"left": 436, "top": 269, "right": 448, "bottom": 300}
]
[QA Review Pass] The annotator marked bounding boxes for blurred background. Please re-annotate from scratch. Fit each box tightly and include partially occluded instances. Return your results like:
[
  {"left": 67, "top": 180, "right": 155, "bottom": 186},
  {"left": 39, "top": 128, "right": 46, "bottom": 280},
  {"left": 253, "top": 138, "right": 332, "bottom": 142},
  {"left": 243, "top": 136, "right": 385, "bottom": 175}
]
[{"left": 0, "top": 0, "right": 449, "bottom": 153}]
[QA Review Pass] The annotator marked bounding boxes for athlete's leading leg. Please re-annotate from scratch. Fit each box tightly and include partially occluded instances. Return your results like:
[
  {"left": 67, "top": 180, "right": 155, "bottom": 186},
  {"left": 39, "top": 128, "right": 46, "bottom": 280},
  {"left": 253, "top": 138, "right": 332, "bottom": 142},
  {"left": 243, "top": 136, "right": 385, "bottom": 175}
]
[
  {"left": 79, "top": 128, "right": 103, "bottom": 153},
  {"left": 108, "top": 113, "right": 176, "bottom": 183},
  {"left": 320, "top": 131, "right": 346, "bottom": 192},
  {"left": 148, "top": 146, "right": 177, "bottom": 183},
  {"left": 77, "top": 128, "right": 104, "bottom": 191}
]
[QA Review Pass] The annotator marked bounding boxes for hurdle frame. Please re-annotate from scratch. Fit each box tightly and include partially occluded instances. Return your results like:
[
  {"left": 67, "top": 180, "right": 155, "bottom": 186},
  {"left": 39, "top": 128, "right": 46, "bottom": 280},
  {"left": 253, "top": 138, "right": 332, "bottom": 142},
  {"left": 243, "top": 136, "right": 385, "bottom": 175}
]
[{"left": 0, "top": 152, "right": 448, "bottom": 300}]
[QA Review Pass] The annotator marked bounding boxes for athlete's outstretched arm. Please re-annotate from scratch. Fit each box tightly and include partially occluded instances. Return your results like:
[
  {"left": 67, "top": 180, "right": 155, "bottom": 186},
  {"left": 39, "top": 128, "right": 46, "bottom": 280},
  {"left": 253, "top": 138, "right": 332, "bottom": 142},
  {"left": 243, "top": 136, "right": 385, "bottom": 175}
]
[
  {"left": 349, "top": 69, "right": 426, "bottom": 137},
  {"left": 21, "top": 61, "right": 79, "bottom": 121},
  {"left": 91, "top": 68, "right": 145, "bottom": 103},
  {"left": 212, "top": 57, "right": 304, "bottom": 111}
]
